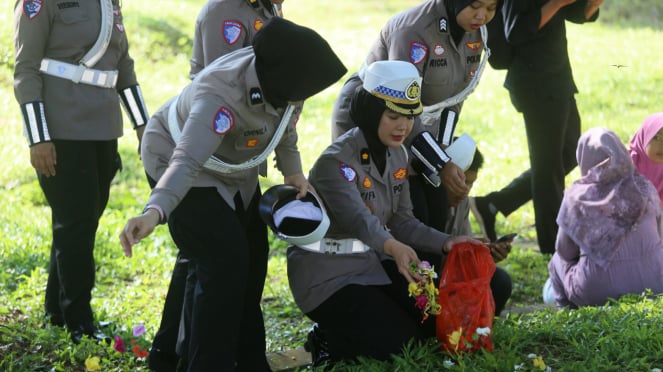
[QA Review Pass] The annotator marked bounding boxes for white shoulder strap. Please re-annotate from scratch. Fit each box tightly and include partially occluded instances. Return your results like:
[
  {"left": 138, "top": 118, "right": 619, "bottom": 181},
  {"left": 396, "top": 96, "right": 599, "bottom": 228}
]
[
  {"left": 421, "top": 25, "right": 490, "bottom": 117},
  {"left": 80, "top": 0, "right": 114, "bottom": 68},
  {"left": 168, "top": 95, "right": 298, "bottom": 173}
]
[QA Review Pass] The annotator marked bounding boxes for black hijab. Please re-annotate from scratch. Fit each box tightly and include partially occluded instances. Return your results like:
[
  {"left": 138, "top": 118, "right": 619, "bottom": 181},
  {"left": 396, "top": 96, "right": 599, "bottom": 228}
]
[
  {"left": 252, "top": 18, "right": 347, "bottom": 108},
  {"left": 350, "top": 87, "right": 388, "bottom": 174},
  {"left": 445, "top": 0, "right": 475, "bottom": 45}
]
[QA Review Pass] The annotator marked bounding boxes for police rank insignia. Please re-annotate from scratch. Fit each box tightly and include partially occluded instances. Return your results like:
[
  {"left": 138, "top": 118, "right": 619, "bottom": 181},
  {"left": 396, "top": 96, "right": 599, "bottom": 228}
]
[
  {"left": 339, "top": 162, "right": 357, "bottom": 182},
  {"left": 393, "top": 168, "right": 407, "bottom": 180},
  {"left": 23, "top": 0, "right": 43, "bottom": 19},
  {"left": 249, "top": 87, "right": 263, "bottom": 105},
  {"left": 360, "top": 149, "right": 370, "bottom": 165},
  {"left": 409, "top": 42, "right": 428, "bottom": 65},
  {"left": 223, "top": 20, "right": 243, "bottom": 45},
  {"left": 439, "top": 17, "right": 448, "bottom": 33},
  {"left": 362, "top": 176, "right": 372, "bottom": 189},
  {"left": 213, "top": 107, "right": 234, "bottom": 134}
]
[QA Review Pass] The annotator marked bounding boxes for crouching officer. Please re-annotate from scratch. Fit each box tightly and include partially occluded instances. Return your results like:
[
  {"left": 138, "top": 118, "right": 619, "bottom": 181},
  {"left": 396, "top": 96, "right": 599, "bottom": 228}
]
[
  {"left": 286, "top": 60, "right": 478, "bottom": 364},
  {"left": 13, "top": 0, "right": 149, "bottom": 343},
  {"left": 149, "top": 0, "right": 287, "bottom": 369},
  {"left": 119, "top": 17, "right": 346, "bottom": 371}
]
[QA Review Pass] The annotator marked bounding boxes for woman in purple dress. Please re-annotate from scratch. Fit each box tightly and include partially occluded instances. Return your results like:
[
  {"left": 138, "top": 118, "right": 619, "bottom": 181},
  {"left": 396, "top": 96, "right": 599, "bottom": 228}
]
[{"left": 547, "top": 127, "right": 663, "bottom": 308}]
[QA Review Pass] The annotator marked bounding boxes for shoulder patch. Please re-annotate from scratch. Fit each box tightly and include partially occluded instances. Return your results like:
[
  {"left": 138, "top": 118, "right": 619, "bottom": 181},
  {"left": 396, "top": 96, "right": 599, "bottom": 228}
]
[
  {"left": 23, "top": 0, "right": 43, "bottom": 20},
  {"left": 339, "top": 162, "right": 357, "bottom": 182},
  {"left": 393, "top": 167, "right": 408, "bottom": 180},
  {"left": 409, "top": 42, "right": 428, "bottom": 65},
  {"left": 465, "top": 41, "right": 482, "bottom": 52},
  {"left": 223, "top": 20, "right": 243, "bottom": 45},
  {"left": 213, "top": 107, "right": 235, "bottom": 135}
]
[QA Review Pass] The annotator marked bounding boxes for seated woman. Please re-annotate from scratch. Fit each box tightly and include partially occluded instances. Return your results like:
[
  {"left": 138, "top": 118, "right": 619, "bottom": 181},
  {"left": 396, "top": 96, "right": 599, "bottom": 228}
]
[
  {"left": 286, "top": 60, "right": 477, "bottom": 363},
  {"left": 629, "top": 112, "right": 663, "bottom": 204},
  {"left": 547, "top": 127, "right": 663, "bottom": 308}
]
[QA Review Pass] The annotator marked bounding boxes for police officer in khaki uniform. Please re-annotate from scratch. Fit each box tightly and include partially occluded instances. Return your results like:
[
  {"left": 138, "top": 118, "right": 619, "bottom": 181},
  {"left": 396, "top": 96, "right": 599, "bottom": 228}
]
[
  {"left": 189, "top": 0, "right": 284, "bottom": 79},
  {"left": 148, "top": 1, "right": 285, "bottom": 369},
  {"left": 120, "top": 18, "right": 346, "bottom": 371},
  {"left": 13, "top": 0, "right": 149, "bottom": 343},
  {"left": 287, "top": 60, "right": 478, "bottom": 363},
  {"left": 331, "top": 0, "right": 498, "bottom": 234}
]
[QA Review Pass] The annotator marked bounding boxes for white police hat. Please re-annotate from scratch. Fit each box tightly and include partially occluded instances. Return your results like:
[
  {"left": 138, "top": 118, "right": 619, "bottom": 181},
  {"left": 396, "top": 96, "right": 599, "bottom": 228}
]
[
  {"left": 259, "top": 185, "right": 330, "bottom": 246},
  {"left": 359, "top": 60, "right": 423, "bottom": 116},
  {"left": 446, "top": 133, "right": 477, "bottom": 172}
]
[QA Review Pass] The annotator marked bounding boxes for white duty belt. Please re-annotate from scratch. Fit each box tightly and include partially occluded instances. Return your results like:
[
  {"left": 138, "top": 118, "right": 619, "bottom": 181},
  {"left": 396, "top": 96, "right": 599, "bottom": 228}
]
[
  {"left": 40, "top": 59, "right": 118, "bottom": 88},
  {"left": 39, "top": 0, "right": 116, "bottom": 88},
  {"left": 300, "top": 238, "right": 370, "bottom": 254},
  {"left": 167, "top": 94, "right": 298, "bottom": 174}
]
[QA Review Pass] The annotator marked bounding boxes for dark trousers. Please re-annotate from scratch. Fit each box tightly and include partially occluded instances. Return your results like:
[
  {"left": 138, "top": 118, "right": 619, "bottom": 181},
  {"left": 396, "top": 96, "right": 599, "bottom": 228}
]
[
  {"left": 167, "top": 187, "right": 270, "bottom": 371},
  {"left": 409, "top": 174, "right": 449, "bottom": 232},
  {"left": 40, "top": 139, "right": 119, "bottom": 329},
  {"left": 307, "top": 260, "right": 436, "bottom": 362},
  {"left": 487, "top": 91, "right": 580, "bottom": 254}
]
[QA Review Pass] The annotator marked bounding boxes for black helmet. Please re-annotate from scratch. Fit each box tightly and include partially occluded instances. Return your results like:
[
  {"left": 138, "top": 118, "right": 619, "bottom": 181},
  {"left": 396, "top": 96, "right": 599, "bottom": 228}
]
[{"left": 259, "top": 184, "right": 330, "bottom": 246}]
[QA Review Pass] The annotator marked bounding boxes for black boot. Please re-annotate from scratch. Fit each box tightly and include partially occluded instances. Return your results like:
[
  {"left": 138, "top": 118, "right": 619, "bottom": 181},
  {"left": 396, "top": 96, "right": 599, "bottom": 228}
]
[
  {"left": 69, "top": 322, "right": 111, "bottom": 344},
  {"left": 304, "top": 324, "right": 331, "bottom": 368}
]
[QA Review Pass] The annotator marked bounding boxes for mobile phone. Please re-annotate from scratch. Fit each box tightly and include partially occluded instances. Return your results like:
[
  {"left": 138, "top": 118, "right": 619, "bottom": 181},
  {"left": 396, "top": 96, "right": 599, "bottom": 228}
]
[{"left": 496, "top": 233, "right": 517, "bottom": 243}]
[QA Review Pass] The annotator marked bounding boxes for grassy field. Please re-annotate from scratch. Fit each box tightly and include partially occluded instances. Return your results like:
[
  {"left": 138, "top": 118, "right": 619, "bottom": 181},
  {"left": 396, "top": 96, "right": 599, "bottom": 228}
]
[{"left": 2, "top": 0, "right": 663, "bottom": 370}]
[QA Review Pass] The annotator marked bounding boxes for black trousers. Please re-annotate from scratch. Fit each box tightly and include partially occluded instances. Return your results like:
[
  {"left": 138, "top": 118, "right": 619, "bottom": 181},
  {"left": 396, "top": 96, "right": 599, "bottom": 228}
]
[
  {"left": 487, "top": 91, "right": 579, "bottom": 254},
  {"left": 167, "top": 186, "right": 270, "bottom": 371},
  {"left": 307, "top": 260, "right": 436, "bottom": 362},
  {"left": 409, "top": 174, "right": 449, "bottom": 232},
  {"left": 39, "top": 139, "right": 119, "bottom": 329}
]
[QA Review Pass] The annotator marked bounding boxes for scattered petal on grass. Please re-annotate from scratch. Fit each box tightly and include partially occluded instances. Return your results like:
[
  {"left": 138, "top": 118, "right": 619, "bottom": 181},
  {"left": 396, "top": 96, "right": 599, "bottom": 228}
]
[
  {"left": 85, "top": 356, "right": 101, "bottom": 371},
  {"left": 443, "top": 359, "right": 455, "bottom": 367},
  {"left": 652, "top": 369, "right": 662, "bottom": 372},
  {"left": 114, "top": 336, "right": 126, "bottom": 353},
  {"left": 448, "top": 328, "right": 463, "bottom": 351},
  {"left": 133, "top": 323, "right": 146, "bottom": 337},
  {"left": 514, "top": 363, "right": 524, "bottom": 371}
]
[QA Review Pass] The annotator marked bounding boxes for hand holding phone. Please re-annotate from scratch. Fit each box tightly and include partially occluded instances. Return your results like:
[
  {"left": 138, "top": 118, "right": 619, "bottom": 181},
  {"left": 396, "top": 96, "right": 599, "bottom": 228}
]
[{"left": 496, "top": 233, "right": 517, "bottom": 243}]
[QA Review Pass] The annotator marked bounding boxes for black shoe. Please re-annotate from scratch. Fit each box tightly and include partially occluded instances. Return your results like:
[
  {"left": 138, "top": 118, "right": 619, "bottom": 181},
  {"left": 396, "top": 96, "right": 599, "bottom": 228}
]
[
  {"left": 148, "top": 347, "right": 180, "bottom": 372},
  {"left": 304, "top": 324, "right": 331, "bottom": 368},
  {"left": 470, "top": 196, "right": 497, "bottom": 242},
  {"left": 69, "top": 323, "right": 111, "bottom": 344}
]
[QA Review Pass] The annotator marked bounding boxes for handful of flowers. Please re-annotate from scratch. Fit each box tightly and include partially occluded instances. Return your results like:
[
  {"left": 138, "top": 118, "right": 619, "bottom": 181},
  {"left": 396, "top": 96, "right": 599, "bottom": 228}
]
[{"left": 408, "top": 260, "right": 441, "bottom": 322}]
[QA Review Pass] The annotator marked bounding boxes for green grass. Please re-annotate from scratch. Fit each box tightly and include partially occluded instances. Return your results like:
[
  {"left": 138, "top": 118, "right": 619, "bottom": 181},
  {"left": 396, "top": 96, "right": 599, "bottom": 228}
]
[{"left": 2, "top": 0, "right": 663, "bottom": 370}]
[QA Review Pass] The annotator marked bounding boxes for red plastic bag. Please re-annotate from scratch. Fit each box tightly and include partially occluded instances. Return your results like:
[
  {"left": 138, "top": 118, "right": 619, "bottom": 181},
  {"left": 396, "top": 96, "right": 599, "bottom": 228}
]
[{"left": 436, "top": 242, "right": 496, "bottom": 353}]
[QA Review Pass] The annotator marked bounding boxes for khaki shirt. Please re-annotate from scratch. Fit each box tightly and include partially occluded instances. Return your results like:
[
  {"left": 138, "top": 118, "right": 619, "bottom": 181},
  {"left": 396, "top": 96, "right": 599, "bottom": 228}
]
[
  {"left": 366, "top": 0, "right": 484, "bottom": 107},
  {"left": 142, "top": 47, "right": 302, "bottom": 217},
  {"left": 13, "top": 0, "right": 140, "bottom": 141},
  {"left": 332, "top": 0, "right": 484, "bottom": 141},
  {"left": 189, "top": 0, "right": 275, "bottom": 79},
  {"left": 287, "top": 128, "right": 449, "bottom": 313}
]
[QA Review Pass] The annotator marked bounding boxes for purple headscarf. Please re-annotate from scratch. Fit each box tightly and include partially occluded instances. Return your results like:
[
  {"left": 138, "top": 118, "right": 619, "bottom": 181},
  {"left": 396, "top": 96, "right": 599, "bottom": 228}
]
[
  {"left": 629, "top": 113, "right": 663, "bottom": 202},
  {"left": 557, "top": 127, "right": 658, "bottom": 268}
]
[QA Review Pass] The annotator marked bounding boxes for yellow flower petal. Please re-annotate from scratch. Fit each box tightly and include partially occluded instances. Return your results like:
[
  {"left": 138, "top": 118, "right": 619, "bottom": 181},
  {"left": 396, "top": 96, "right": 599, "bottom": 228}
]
[{"left": 85, "top": 356, "right": 101, "bottom": 371}]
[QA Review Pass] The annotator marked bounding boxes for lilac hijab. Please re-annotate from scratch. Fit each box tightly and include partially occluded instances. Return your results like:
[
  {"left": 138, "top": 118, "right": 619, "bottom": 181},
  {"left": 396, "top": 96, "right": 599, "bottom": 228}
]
[
  {"left": 557, "top": 128, "right": 657, "bottom": 268},
  {"left": 629, "top": 113, "right": 663, "bottom": 202}
]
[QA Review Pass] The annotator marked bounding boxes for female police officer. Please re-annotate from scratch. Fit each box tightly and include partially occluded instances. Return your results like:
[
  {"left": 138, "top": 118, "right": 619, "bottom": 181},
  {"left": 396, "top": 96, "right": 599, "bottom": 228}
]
[
  {"left": 287, "top": 60, "right": 478, "bottom": 363},
  {"left": 148, "top": 0, "right": 287, "bottom": 369},
  {"left": 331, "top": 0, "right": 498, "bottom": 235},
  {"left": 120, "top": 17, "right": 346, "bottom": 371},
  {"left": 13, "top": 0, "right": 149, "bottom": 343}
]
